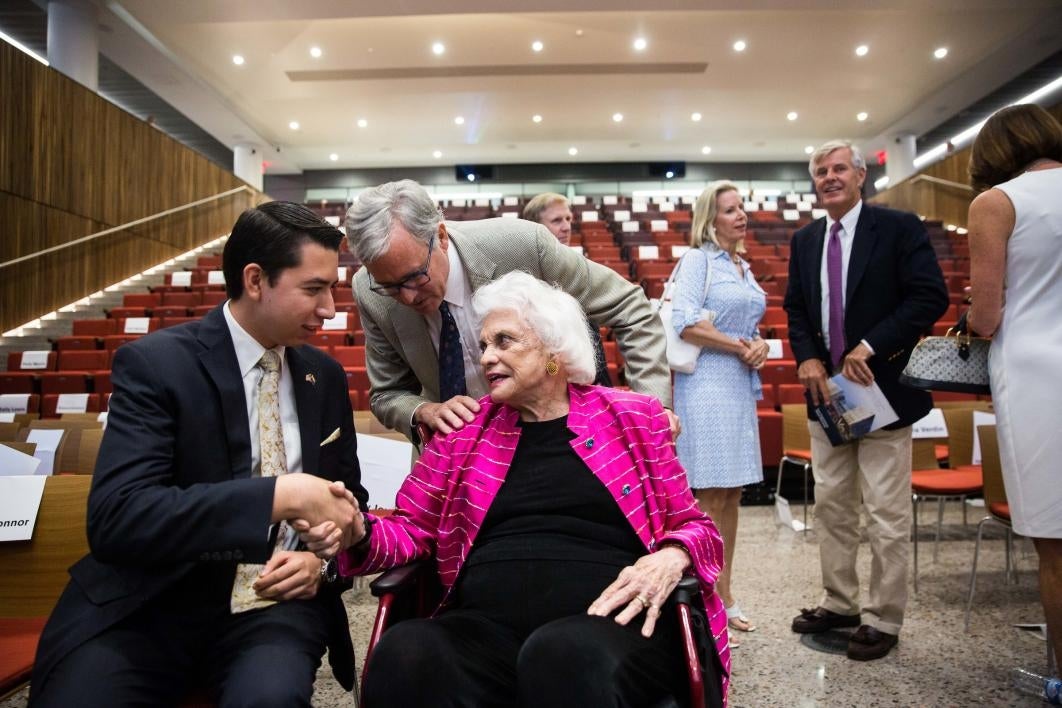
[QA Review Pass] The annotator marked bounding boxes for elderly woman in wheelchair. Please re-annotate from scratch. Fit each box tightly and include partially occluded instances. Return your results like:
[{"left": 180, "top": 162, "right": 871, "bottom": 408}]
[{"left": 305, "top": 271, "right": 730, "bottom": 707}]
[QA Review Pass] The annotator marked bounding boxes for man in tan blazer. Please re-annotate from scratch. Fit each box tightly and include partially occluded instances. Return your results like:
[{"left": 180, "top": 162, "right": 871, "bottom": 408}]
[{"left": 345, "top": 180, "right": 672, "bottom": 442}]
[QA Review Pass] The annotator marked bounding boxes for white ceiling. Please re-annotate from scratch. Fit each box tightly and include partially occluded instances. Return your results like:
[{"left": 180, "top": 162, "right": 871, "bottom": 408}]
[{"left": 100, "top": 0, "right": 1062, "bottom": 174}]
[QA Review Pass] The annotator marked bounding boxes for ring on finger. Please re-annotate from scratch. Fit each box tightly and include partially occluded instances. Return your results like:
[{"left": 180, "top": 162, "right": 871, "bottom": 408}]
[{"left": 635, "top": 595, "right": 650, "bottom": 609}]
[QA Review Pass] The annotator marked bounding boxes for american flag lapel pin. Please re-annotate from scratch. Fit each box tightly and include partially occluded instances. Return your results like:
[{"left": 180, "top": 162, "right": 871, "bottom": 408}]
[{"left": 305, "top": 373, "right": 316, "bottom": 385}]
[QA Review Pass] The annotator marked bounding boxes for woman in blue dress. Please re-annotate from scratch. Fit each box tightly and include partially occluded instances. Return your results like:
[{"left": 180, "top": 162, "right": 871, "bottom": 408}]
[{"left": 671, "top": 180, "right": 769, "bottom": 638}]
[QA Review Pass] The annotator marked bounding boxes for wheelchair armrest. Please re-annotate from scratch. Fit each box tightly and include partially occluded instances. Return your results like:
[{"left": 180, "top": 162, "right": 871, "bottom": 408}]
[
  {"left": 671, "top": 575, "right": 700, "bottom": 605},
  {"left": 369, "top": 559, "right": 432, "bottom": 598}
]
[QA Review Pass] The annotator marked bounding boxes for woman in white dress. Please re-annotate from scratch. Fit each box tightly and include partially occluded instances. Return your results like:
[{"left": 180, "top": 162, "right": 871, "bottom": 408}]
[{"left": 967, "top": 103, "right": 1062, "bottom": 670}]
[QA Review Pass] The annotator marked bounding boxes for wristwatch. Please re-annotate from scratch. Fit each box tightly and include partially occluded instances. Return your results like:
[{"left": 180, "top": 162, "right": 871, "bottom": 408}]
[{"left": 320, "top": 558, "right": 338, "bottom": 584}]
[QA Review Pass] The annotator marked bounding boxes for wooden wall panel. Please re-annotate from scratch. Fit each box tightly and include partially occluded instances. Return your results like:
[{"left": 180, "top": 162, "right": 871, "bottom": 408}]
[{"left": 0, "top": 41, "right": 260, "bottom": 331}]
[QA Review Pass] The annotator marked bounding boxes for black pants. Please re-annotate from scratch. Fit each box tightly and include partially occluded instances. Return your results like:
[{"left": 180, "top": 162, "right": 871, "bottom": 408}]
[
  {"left": 363, "top": 559, "right": 709, "bottom": 707},
  {"left": 30, "top": 594, "right": 329, "bottom": 708}
]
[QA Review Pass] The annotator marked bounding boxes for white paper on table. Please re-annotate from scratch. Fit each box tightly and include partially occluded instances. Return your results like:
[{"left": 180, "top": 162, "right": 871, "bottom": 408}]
[
  {"left": 572, "top": 195, "right": 587, "bottom": 205},
  {"left": 207, "top": 270, "right": 225, "bottom": 285},
  {"left": 97, "top": 411, "right": 108, "bottom": 427},
  {"left": 450, "top": 199, "right": 466, "bottom": 207},
  {"left": 765, "top": 339, "right": 784, "bottom": 360},
  {"left": 0, "top": 395, "right": 30, "bottom": 413},
  {"left": 812, "top": 208, "right": 828, "bottom": 219},
  {"left": 971, "top": 411, "right": 997, "bottom": 465},
  {"left": 602, "top": 195, "right": 618, "bottom": 205},
  {"left": 123, "top": 317, "right": 150, "bottom": 334},
  {"left": 913, "top": 408, "right": 948, "bottom": 439},
  {"left": 170, "top": 271, "right": 192, "bottom": 287},
  {"left": 569, "top": 245, "right": 584, "bottom": 255},
  {"left": 763, "top": 200, "right": 779, "bottom": 211},
  {"left": 638, "top": 245, "right": 660, "bottom": 260},
  {"left": 827, "top": 375, "right": 899, "bottom": 432},
  {"left": 0, "top": 413, "right": 15, "bottom": 423},
  {"left": 500, "top": 211, "right": 518, "bottom": 219},
  {"left": 0, "top": 445, "right": 42, "bottom": 477},
  {"left": 659, "top": 202, "right": 675, "bottom": 212},
  {"left": 56, "top": 393, "right": 90, "bottom": 414},
  {"left": 797, "top": 201, "right": 813, "bottom": 212},
  {"left": 783, "top": 209, "right": 800, "bottom": 222},
  {"left": 321, "top": 311, "right": 348, "bottom": 331},
  {"left": 744, "top": 202, "right": 760, "bottom": 212},
  {"left": 503, "top": 196, "right": 518, "bottom": 206},
  {"left": 785, "top": 194, "right": 800, "bottom": 204},
  {"left": 622, "top": 221, "right": 639, "bottom": 232},
  {"left": 613, "top": 210, "right": 630, "bottom": 222},
  {"left": 631, "top": 202, "right": 648, "bottom": 213},
  {"left": 0, "top": 476, "right": 47, "bottom": 541},
  {"left": 19, "top": 351, "right": 50, "bottom": 370},
  {"left": 355, "top": 433, "right": 414, "bottom": 509},
  {"left": 337, "top": 266, "right": 348, "bottom": 282},
  {"left": 650, "top": 220, "right": 668, "bottom": 232},
  {"left": 671, "top": 245, "right": 690, "bottom": 258},
  {"left": 581, "top": 210, "right": 599, "bottom": 222},
  {"left": 26, "top": 429, "right": 64, "bottom": 477},
  {"left": 474, "top": 198, "right": 489, "bottom": 207},
  {"left": 802, "top": 194, "right": 817, "bottom": 203}
]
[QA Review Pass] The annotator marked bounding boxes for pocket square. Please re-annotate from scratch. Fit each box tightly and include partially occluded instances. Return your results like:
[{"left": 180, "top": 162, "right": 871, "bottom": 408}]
[{"left": 320, "top": 428, "right": 341, "bottom": 447}]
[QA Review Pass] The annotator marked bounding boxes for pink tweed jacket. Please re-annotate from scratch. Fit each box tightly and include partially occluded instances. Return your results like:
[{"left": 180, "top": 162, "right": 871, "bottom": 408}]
[{"left": 339, "top": 384, "right": 731, "bottom": 695}]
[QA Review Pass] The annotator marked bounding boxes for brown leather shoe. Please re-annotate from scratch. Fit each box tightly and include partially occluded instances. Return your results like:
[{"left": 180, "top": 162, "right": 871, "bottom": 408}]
[
  {"left": 791, "top": 606, "right": 861, "bottom": 634},
  {"left": 846, "top": 625, "right": 898, "bottom": 661}
]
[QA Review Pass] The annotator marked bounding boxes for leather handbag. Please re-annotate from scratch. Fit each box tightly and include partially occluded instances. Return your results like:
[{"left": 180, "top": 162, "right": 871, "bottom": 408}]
[
  {"left": 652, "top": 251, "right": 714, "bottom": 374},
  {"left": 900, "top": 313, "right": 991, "bottom": 395}
]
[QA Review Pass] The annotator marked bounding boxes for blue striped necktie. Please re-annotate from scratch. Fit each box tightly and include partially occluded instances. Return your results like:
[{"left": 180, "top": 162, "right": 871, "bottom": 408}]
[{"left": 438, "top": 301, "right": 466, "bottom": 400}]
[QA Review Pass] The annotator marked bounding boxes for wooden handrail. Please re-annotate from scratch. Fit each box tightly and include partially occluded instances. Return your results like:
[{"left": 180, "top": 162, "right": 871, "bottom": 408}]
[{"left": 0, "top": 186, "right": 257, "bottom": 271}]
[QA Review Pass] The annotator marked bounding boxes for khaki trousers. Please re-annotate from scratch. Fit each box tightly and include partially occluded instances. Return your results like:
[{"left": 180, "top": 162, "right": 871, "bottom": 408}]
[{"left": 809, "top": 422, "right": 912, "bottom": 635}]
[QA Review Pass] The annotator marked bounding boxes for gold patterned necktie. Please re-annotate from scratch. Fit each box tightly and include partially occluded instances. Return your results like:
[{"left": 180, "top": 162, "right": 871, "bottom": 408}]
[{"left": 230, "top": 349, "right": 294, "bottom": 613}]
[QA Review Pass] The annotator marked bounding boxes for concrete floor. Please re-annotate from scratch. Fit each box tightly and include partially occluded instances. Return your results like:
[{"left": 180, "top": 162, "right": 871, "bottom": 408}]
[{"left": 5, "top": 503, "right": 1050, "bottom": 707}]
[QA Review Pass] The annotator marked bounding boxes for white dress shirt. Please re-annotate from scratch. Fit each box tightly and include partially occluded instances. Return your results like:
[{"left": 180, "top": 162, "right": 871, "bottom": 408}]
[{"left": 223, "top": 301, "right": 303, "bottom": 476}]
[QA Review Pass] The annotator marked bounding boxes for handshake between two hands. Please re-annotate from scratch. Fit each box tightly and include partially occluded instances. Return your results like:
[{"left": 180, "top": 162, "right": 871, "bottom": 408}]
[{"left": 278, "top": 474, "right": 368, "bottom": 560}]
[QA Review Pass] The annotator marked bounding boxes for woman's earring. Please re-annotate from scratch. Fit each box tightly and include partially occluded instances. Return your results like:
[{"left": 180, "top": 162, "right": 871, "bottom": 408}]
[{"left": 545, "top": 360, "right": 559, "bottom": 376}]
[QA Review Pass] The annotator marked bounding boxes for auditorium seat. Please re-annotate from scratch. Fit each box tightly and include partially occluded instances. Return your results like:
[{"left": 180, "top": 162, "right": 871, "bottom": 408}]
[
  {"left": 122, "top": 292, "right": 161, "bottom": 308},
  {"left": 161, "top": 292, "right": 201, "bottom": 307},
  {"left": 333, "top": 346, "right": 366, "bottom": 368},
  {"left": 72, "top": 319, "right": 117, "bottom": 337},
  {"left": 760, "top": 360, "right": 798, "bottom": 386},
  {"left": 107, "top": 306, "right": 148, "bottom": 319},
  {"left": 55, "top": 336, "right": 99, "bottom": 352},
  {"left": 154, "top": 305, "right": 191, "bottom": 318},
  {"left": 756, "top": 409, "right": 782, "bottom": 468},
  {"left": 40, "top": 394, "right": 102, "bottom": 418}
]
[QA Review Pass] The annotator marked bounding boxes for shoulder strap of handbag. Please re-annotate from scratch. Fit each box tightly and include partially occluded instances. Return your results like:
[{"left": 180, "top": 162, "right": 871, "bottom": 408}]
[{"left": 663, "top": 249, "right": 712, "bottom": 304}]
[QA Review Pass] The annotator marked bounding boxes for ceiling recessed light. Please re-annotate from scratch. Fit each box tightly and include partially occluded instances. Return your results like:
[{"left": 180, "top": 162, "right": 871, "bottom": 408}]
[
  {"left": 732, "top": 40, "right": 746, "bottom": 52},
  {"left": 665, "top": 170, "right": 675, "bottom": 179},
  {"left": 568, "top": 147, "right": 578, "bottom": 156},
  {"left": 310, "top": 46, "right": 323, "bottom": 59},
  {"left": 532, "top": 114, "right": 543, "bottom": 123},
  {"left": 432, "top": 150, "right": 443, "bottom": 159},
  {"left": 701, "top": 146, "right": 712, "bottom": 155},
  {"left": 356, "top": 118, "right": 368, "bottom": 128},
  {"left": 633, "top": 37, "right": 648, "bottom": 51},
  {"left": 787, "top": 111, "right": 798, "bottom": 121},
  {"left": 232, "top": 54, "right": 245, "bottom": 66},
  {"left": 329, "top": 153, "right": 338, "bottom": 161},
  {"left": 531, "top": 40, "right": 544, "bottom": 52},
  {"left": 288, "top": 120, "right": 300, "bottom": 130},
  {"left": 934, "top": 47, "right": 949, "bottom": 59},
  {"left": 855, "top": 44, "right": 869, "bottom": 57},
  {"left": 857, "top": 111, "right": 869, "bottom": 122},
  {"left": 575, "top": 29, "right": 584, "bottom": 37},
  {"left": 467, "top": 173, "right": 476, "bottom": 182},
  {"left": 431, "top": 42, "right": 445, "bottom": 55},
  {"left": 612, "top": 112, "right": 624, "bottom": 123},
  {"left": 454, "top": 116, "right": 465, "bottom": 125},
  {"left": 691, "top": 112, "right": 702, "bottom": 122},
  {"left": 804, "top": 145, "right": 815, "bottom": 155}
]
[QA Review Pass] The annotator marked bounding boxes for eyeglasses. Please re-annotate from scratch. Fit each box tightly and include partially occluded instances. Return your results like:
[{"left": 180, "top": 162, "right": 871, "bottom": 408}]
[{"left": 368, "top": 236, "right": 435, "bottom": 296}]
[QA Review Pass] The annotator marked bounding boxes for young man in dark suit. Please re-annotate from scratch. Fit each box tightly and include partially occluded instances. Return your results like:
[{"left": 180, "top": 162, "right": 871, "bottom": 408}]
[
  {"left": 784, "top": 141, "right": 948, "bottom": 660},
  {"left": 30, "top": 202, "right": 367, "bottom": 706}
]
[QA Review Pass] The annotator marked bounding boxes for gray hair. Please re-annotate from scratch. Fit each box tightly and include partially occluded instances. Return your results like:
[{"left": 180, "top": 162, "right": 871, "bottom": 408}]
[
  {"left": 344, "top": 180, "right": 444, "bottom": 263},
  {"left": 808, "top": 140, "right": 866, "bottom": 177},
  {"left": 690, "top": 180, "right": 743, "bottom": 251},
  {"left": 471, "top": 271, "right": 596, "bottom": 385}
]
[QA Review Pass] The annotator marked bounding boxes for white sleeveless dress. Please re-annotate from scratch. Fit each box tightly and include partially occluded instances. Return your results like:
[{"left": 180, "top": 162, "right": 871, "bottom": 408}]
[{"left": 991, "top": 167, "right": 1062, "bottom": 538}]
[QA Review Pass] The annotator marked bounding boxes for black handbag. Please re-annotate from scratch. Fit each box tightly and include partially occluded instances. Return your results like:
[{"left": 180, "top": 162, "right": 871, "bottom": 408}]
[{"left": 899, "top": 313, "right": 991, "bottom": 395}]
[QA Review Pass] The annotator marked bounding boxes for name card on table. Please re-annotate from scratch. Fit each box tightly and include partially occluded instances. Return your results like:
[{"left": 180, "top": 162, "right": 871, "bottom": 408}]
[
  {"left": 0, "top": 395, "right": 31, "bottom": 413},
  {"left": 638, "top": 245, "right": 660, "bottom": 260},
  {"left": 613, "top": 210, "right": 630, "bottom": 222},
  {"left": 765, "top": 339, "right": 784, "bottom": 360},
  {"left": 97, "top": 411, "right": 108, "bottom": 427},
  {"left": 474, "top": 198, "right": 489, "bottom": 207},
  {"left": 124, "top": 317, "right": 150, "bottom": 334},
  {"left": 569, "top": 245, "right": 584, "bottom": 255},
  {"left": 681, "top": 196, "right": 696, "bottom": 205},
  {"left": 56, "top": 393, "right": 90, "bottom": 414},
  {"left": 500, "top": 211, "right": 518, "bottom": 219},
  {"left": 322, "top": 311, "right": 348, "bottom": 331},
  {"left": 744, "top": 202, "right": 760, "bottom": 212},
  {"left": 356, "top": 433, "right": 415, "bottom": 509},
  {"left": 797, "top": 201, "right": 813, "bottom": 212},
  {"left": 650, "top": 220, "right": 668, "bottom": 232},
  {"left": 0, "top": 476, "right": 47, "bottom": 541},
  {"left": 763, "top": 200, "right": 778, "bottom": 211},
  {"left": 631, "top": 202, "right": 648, "bottom": 213},
  {"left": 785, "top": 194, "right": 800, "bottom": 204},
  {"left": 337, "top": 267, "right": 348, "bottom": 282},
  {"left": 26, "top": 428, "right": 64, "bottom": 477},
  {"left": 812, "top": 208, "right": 828, "bottom": 219},
  {"left": 622, "top": 221, "right": 640, "bottom": 232},
  {"left": 671, "top": 245, "right": 690, "bottom": 258},
  {"left": 503, "top": 196, "right": 519, "bottom": 206},
  {"left": 207, "top": 270, "right": 226, "bottom": 285},
  {"left": 0, "top": 413, "right": 15, "bottom": 423},
  {"left": 170, "top": 271, "right": 192, "bottom": 287},
  {"left": 19, "top": 351, "right": 50, "bottom": 370},
  {"left": 603, "top": 195, "right": 618, "bottom": 205},
  {"left": 912, "top": 408, "right": 948, "bottom": 439},
  {"left": 325, "top": 216, "right": 341, "bottom": 226},
  {"left": 782, "top": 209, "right": 800, "bottom": 222},
  {"left": 971, "top": 411, "right": 997, "bottom": 465},
  {"left": 572, "top": 195, "right": 587, "bottom": 205},
  {"left": 581, "top": 211, "right": 599, "bottom": 222},
  {"left": 659, "top": 202, "right": 675, "bottom": 212},
  {"left": 0, "top": 445, "right": 42, "bottom": 478},
  {"left": 450, "top": 199, "right": 466, "bottom": 207},
  {"left": 802, "top": 194, "right": 817, "bottom": 203}
]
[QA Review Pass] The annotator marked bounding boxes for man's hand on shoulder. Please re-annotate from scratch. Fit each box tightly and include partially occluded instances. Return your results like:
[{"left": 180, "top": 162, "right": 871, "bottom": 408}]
[
  {"left": 415, "top": 396, "right": 481, "bottom": 436},
  {"left": 841, "top": 342, "right": 875, "bottom": 387}
]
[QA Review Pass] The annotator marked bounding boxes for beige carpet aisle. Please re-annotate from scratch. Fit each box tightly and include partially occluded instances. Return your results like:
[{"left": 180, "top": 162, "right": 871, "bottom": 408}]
[{"left": 4, "top": 505, "right": 1048, "bottom": 707}]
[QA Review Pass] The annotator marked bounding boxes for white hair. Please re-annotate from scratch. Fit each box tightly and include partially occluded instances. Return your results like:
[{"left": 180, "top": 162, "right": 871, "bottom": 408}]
[
  {"left": 471, "top": 271, "right": 596, "bottom": 385},
  {"left": 344, "top": 179, "right": 444, "bottom": 263},
  {"left": 808, "top": 139, "right": 866, "bottom": 177}
]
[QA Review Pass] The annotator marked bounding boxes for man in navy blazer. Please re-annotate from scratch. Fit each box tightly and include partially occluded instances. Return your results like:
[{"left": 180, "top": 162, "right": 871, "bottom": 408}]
[
  {"left": 30, "top": 203, "right": 368, "bottom": 706},
  {"left": 784, "top": 141, "right": 948, "bottom": 661}
]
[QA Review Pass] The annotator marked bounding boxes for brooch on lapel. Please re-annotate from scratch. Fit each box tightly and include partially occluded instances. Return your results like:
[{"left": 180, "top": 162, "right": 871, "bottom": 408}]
[{"left": 305, "top": 373, "right": 317, "bottom": 385}]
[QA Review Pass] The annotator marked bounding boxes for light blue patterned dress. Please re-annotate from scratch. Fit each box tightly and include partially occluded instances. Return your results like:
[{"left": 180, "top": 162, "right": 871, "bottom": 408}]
[{"left": 671, "top": 245, "right": 766, "bottom": 488}]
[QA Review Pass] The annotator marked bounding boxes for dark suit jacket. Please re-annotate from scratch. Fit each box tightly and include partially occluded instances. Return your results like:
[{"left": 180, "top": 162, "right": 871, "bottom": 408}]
[
  {"left": 784, "top": 204, "right": 949, "bottom": 428},
  {"left": 31, "top": 305, "right": 366, "bottom": 694}
]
